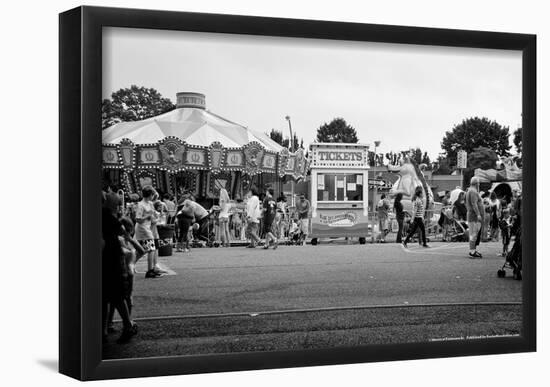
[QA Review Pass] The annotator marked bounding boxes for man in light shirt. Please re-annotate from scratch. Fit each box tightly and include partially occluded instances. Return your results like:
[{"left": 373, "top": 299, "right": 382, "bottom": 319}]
[{"left": 465, "top": 176, "right": 485, "bottom": 258}]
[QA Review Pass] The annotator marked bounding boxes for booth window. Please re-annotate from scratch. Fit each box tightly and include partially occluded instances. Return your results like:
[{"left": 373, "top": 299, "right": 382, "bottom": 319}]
[{"left": 317, "top": 173, "right": 363, "bottom": 202}]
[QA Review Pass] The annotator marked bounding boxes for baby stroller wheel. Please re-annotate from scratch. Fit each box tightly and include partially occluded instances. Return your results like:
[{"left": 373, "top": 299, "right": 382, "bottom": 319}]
[
  {"left": 311, "top": 238, "right": 318, "bottom": 246},
  {"left": 359, "top": 237, "right": 366, "bottom": 245},
  {"left": 497, "top": 269, "right": 506, "bottom": 278},
  {"left": 513, "top": 269, "right": 522, "bottom": 281}
]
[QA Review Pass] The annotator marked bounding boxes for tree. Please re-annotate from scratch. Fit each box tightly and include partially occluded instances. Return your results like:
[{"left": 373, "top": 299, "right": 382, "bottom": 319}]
[
  {"left": 316, "top": 118, "right": 358, "bottom": 143},
  {"left": 513, "top": 127, "right": 522, "bottom": 155},
  {"left": 441, "top": 117, "right": 511, "bottom": 166},
  {"left": 433, "top": 155, "right": 453, "bottom": 175},
  {"left": 421, "top": 152, "right": 431, "bottom": 166},
  {"left": 269, "top": 129, "right": 302, "bottom": 150},
  {"left": 268, "top": 128, "right": 284, "bottom": 146},
  {"left": 102, "top": 85, "right": 176, "bottom": 129},
  {"left": 463, "top": 146, "right": 498, "bottom": 188}
]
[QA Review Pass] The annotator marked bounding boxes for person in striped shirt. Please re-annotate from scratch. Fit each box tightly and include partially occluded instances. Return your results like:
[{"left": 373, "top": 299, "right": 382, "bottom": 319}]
[{"left": 402, "top": 186, "right": 429, "bottom": 248}]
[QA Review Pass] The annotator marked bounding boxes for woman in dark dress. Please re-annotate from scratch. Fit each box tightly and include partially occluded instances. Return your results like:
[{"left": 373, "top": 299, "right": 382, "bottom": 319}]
[{"left": 393, "top": 193, "right": 405, "bottom": 243}]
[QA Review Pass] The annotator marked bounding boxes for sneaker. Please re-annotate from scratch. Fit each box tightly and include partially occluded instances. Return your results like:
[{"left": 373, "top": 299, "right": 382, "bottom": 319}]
[
  {"left": 154, "top": 267, "right": 168, "bottom": 274},
  {"left": 145, "top": 269, "right": 162, "bottom": 278},
  {"left": 468, "top": 251, "right": 482, "bottom": 259},
  {"left": 183, "top": 248, "right": 190, "bottom": 253},
  {"left": 402, "top": 241, "right": 408, "bottom": 248},
  {"left": 246, "top": 244, "right": 256, "bottom": 249},
  {"left": 116, "top": 323, "right": 138, "bottom": 344},
  {"left": 273, "top": 241, "right": 279, "bottom": 250},
  {"left": 263, "top": 244, "right": 269, "bottom": 250},
  {"left": 422, "top": 244, "right": 430, "bottom": 248}
]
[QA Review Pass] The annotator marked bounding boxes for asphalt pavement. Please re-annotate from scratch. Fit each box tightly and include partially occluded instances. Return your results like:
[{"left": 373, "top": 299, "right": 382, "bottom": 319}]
[{"left": 131, "top": 241, "right": 522, "bottom": 318}]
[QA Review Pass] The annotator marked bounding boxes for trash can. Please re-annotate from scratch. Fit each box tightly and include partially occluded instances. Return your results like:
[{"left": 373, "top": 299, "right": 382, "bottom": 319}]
[{"left": 157, "top": 224, "right": 175, "bottom": 256}]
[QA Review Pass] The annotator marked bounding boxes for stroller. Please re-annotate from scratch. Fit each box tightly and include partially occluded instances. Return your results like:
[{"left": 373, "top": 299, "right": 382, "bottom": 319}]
[
  {"left": 438, "top": 207, "right": 468, "bottom": 242},
  {"left": 497, "top": 226, "right": 522, "bottom": 280},
  {"left": 191, "top": 207, "right": 220, "bottom": 248}
]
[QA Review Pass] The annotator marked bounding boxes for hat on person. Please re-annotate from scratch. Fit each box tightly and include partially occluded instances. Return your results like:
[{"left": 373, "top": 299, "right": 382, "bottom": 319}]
[{"left": 470, "top": 176, "right": 481, "bottom": 185}]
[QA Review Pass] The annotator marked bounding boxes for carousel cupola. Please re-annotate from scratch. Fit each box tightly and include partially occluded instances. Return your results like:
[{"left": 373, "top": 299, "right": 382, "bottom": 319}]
[{"left": 176, "top": 92, "right": 206, "bottom": 109}]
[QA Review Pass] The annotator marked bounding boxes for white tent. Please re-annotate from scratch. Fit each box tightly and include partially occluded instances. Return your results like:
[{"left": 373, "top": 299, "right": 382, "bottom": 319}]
[{"left": 102, "top": 105, "right": 283, "bottom": 152}]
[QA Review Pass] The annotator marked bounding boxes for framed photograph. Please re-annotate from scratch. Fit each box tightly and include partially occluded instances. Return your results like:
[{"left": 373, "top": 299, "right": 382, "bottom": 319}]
[{"left": 59, "top": 6, "right": 536, "bottom": 381}]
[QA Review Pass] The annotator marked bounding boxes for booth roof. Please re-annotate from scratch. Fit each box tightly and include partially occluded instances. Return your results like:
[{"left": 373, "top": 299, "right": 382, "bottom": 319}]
[{"left": 102, "top": 107, "right": 284, "bottom": 152}]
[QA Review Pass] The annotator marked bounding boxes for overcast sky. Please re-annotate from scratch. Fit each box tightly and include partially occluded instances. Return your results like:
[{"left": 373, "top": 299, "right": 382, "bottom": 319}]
[{"left": 103, "top": 27, "right": 522, "bottom": 160}]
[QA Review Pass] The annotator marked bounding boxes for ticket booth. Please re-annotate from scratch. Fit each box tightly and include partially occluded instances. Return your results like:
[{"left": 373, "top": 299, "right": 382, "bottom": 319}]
[{"left": 309, "top": 143, "right": 370, "bottom": 245}]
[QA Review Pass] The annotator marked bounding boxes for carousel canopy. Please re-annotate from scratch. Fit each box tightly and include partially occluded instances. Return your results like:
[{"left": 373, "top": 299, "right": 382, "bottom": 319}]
[
  {"left": 101, "top": 92, "right": 308, "bottom": 179},
  {"left": 102, "top": 93, "right": 283, "bottom": 152}
]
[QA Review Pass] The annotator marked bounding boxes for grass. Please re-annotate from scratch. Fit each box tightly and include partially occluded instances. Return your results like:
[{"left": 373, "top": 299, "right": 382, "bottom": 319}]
[{"left": 103, "top": 304, "right": 522, "bottom": 359}]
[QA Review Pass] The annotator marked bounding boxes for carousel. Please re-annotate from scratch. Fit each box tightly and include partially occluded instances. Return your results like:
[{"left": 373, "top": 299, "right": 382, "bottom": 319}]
[{"left": 102, "top": 92, "right": 308, "bottom": 205}]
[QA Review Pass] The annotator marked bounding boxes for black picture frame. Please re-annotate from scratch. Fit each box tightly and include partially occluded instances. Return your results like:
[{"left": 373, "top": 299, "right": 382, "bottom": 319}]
[{"left": 59, "top": 5, "right": 536, "bottom": 381}]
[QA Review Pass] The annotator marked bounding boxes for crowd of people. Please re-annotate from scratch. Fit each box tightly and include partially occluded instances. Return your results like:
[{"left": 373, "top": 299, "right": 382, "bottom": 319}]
[
  {"left": 437, "top": 179, "right": 522, "bottom": 258},
  {"left": 101, "top": 178, "right": 521, "bottom": 345}
]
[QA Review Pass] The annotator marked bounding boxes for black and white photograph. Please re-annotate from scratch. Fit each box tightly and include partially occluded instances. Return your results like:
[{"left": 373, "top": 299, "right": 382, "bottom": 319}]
[
  {"left": 4, "top": 0, "right": 549, "bottom": 386},
  {"left": 100, "top": 26, "right": 526, "bottom": 360}
]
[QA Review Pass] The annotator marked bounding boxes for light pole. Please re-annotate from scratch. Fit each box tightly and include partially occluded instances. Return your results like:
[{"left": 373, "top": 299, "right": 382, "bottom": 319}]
[
  {"left": 285, "top": 115, "right": 294, "bottom": 152},
  {"left": 285, "top": 115, "right": 295, "bottom": 206},
  {"left": 370, "top": 141, "right": 381, "bottom": 242}
]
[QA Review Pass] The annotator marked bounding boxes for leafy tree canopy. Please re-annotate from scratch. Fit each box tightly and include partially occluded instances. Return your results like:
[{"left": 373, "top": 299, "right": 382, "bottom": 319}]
[
  {"left": 513, "top": 127, "right": 522, "bottom": 155},
  {"left": 316, "top": 118, "right": 358, "bottom": 143},
  {"left": 268, "top": 128, "right": 302, "bottom": 150},
  {"left": 102, "top": 85, "right": 175, "bottom": 129},
  {"left": 441, "top": 117, "right": 511, "bottom": 165}
]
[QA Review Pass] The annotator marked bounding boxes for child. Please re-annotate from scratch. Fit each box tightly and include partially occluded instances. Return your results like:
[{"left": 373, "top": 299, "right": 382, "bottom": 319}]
[
  {"left": 119, "top": 217, "right": 145, "bottom": 313},
  {"left": 288, "top": 218, "right": 300, "bottom": 245},
  {"left": 499, "top": 208, "right": 512, "bottom": 257},
  {"left": 150, "top": 201, "right": 167, "bottom": 274},
  {"left": 107, "top": 217, "right": 144, "bottom": 338}
]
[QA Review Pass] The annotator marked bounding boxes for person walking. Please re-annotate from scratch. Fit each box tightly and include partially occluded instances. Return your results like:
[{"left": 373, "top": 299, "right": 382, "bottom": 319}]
[
  {"left": 402, "top": 187, "right": 429, "bottom": 248},
  {"left": 465, "top": 176, "right": 484, "bottom": 258},
  {"left": 135, "top": 186, "right": 162, "bottom": 278},
  {"left": 393, "top": 193, "right": 405, "bottom": 243},
  {"left": 489, "top": 191, "right": 501, "bottom": 241},
  {"left": 296, "top": 194, "right": 311, "bottom": 246},
  {"left": 377, "top": 193, "right": 390, "bottom": 242},
  {"left": 245, "top": 188, "right": 262, "bottom": 248},
  {"left": 218, "top": 188, "right": 231, "bottom": 247},
  {"left": 262, "top": 188, "right": 279, "bottom": 249}
]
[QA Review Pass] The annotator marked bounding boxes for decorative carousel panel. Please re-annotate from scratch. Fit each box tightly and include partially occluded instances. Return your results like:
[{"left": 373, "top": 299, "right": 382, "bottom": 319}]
[
  {"left": 286, "top": 155, "right": 296, "bottom": 175},
  {"left": 137, "top": 146, "right": 161, "bottom": 168},
  {"left": 261, "top": 152, "right": 277, "bottom": 172},
  {"left": 293, "top": 148, "right": 308, "bottom": 179},
  {"left": 158, "top": 137, "right": 187, "bottom": 173},
  {"left": 135, "top": 170, "right": 157, "bottom": 190},
  {"left": 102, "top": 146, "right": 121, "bottom": 168},
  {"left": 117, "top": 138, "right": 136, "bottom": 172},
  {"left": 242, "top": 141, "right": 265, "bottom": 176},
  {"left": 278, "top": 148, "right": 290, "bottom": 177},
  {"left": 207, "top": 172, "right": 232, "bottom": 198},
  {"left": 185, "top": 147, "right": 208, "bottom": 170},
  {"left": 208, "top": 142, "right": 226, "bottom": 174},
  {"left": 225, "top": 150, "right": 245, "bottom": 171}
]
